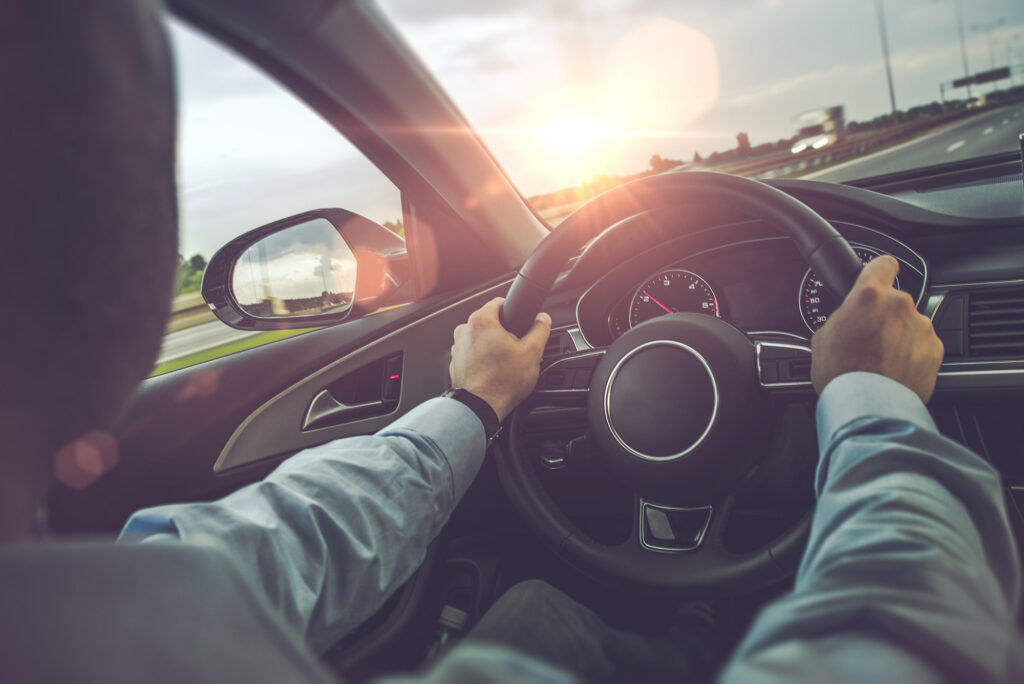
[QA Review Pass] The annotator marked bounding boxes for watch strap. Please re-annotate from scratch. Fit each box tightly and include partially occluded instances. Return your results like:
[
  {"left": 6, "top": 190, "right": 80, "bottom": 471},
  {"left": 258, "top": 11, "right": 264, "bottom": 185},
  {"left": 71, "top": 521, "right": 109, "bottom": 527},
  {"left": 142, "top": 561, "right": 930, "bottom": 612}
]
[{"left": 442, "top": 388, "right": 502, "bottom": 444}]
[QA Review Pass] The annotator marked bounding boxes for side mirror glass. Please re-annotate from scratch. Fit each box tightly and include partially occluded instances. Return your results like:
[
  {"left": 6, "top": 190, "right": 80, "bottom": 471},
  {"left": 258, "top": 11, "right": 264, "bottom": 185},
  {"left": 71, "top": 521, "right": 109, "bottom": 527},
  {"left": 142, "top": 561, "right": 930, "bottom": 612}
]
[
  {"left": 202, "top": 208, "right": 408, "bottom": 330},
  {"left": 231, "top": 218, "right": 356, "bottom": 320}
]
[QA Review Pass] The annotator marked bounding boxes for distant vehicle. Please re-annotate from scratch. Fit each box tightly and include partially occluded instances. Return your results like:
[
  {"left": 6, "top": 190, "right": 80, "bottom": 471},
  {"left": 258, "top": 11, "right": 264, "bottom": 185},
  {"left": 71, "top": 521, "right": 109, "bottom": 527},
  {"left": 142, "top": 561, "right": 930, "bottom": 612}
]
[{"left": 790, "top": 105, "right": 845, "bottom": 154}]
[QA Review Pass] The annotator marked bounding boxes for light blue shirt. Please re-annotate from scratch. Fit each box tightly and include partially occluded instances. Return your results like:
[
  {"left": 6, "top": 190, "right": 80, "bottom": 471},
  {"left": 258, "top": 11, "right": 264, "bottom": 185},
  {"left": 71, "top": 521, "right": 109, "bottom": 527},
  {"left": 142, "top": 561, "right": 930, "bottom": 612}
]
[{"left": 121, "top": 373, "right": 1024, "bottom": 682}]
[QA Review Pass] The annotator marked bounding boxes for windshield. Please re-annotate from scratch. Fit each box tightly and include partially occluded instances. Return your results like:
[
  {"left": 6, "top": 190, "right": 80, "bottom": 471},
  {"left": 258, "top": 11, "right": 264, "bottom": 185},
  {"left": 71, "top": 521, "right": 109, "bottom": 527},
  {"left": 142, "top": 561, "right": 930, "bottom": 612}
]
[{"left": 380, "top": 0, "right": 1024, "bottom": 223}]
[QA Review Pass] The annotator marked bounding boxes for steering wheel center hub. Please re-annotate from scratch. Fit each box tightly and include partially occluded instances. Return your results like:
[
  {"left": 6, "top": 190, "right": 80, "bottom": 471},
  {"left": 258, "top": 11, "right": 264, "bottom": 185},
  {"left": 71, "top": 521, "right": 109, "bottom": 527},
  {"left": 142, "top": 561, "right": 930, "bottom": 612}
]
[
  {"left": 605, "top": 341, "right": 718, "bottom": 461},
  {"left": 588, "top": 313, "right": 769, "bottom": 503}
]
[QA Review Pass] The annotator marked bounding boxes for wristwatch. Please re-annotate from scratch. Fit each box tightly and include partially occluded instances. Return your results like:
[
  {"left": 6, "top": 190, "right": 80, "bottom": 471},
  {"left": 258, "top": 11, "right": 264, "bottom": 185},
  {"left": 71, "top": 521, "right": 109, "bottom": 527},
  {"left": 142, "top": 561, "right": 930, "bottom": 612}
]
[{"left": 442, "top": 388, "right": 503, "bottom": 445}]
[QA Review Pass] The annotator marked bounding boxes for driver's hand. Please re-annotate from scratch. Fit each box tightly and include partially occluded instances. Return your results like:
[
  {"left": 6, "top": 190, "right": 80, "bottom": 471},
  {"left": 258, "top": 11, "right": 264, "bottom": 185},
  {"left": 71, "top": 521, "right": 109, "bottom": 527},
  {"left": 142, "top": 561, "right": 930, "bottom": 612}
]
[
  {"left": 450, "top": 298, "right": 551, "bottom": 421},
  {"left": 811, "top": 255, "right": 943, "bottom": 404}
]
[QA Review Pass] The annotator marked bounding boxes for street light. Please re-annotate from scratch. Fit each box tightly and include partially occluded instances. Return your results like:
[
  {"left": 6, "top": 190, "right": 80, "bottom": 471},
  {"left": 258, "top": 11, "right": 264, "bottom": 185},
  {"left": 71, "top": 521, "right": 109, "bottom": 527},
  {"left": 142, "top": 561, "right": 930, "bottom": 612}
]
[
  {"left": 874, "top": 0, "right": 898, "bottom": 125},
  {"left": 951, "top": 0, "right": 972, "bottom": 100}
]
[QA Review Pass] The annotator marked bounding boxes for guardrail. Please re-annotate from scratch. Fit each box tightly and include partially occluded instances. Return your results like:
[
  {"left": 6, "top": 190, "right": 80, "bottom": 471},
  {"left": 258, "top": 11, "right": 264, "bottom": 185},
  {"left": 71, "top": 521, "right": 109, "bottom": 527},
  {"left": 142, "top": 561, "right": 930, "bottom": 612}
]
[
  {"left": 167, "top": 291, "right": 216, "bottom": 332},
  {"left": 710, "top": 109, "right": 978, "bottom": 180}
]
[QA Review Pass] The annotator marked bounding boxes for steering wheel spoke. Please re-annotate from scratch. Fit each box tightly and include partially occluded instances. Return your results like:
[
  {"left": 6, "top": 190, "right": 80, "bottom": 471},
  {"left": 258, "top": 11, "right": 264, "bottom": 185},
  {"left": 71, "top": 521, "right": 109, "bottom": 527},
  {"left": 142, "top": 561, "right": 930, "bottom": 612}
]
[
  {"left": 751, "top": 336, "right": 816, "bottom": 395},
  {"left": 531, "top": 349, "right": 606, "bottom": 406},
  {"left": 626, "top": 494, "right": 733, "bottom": 556}
]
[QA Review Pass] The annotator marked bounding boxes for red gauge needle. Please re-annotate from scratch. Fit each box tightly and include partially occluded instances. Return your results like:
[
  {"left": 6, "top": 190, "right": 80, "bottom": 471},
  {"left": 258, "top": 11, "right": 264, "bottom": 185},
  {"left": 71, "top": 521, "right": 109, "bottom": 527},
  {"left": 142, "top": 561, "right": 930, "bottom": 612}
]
[{"left": 643, "top": 290, "right": 674, "bottom": 314}]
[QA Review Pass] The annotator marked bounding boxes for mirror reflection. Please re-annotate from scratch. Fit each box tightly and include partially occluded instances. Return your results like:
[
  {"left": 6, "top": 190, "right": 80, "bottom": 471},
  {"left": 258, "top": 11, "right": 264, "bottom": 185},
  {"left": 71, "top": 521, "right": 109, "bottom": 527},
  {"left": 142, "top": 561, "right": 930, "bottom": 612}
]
[{"left": 231, "top": 218, "right": 357, "bottom": 319}]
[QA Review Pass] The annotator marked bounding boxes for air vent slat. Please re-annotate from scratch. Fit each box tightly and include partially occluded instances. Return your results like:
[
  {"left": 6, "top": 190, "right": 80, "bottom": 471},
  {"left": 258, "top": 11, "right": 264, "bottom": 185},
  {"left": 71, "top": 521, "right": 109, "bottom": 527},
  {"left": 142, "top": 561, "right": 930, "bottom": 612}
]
[
  {"left": 970, "top": 306, "right": 1024, "bottom": 317},
  {"left": 967, "top": 287, "right": 1024, "bottom": 359},
  {"left": 969, "top": 330, "right": 1024, "bottom": 340},
  {"left": 969, "top": 317, "right": 1024, "bottom": 328}
]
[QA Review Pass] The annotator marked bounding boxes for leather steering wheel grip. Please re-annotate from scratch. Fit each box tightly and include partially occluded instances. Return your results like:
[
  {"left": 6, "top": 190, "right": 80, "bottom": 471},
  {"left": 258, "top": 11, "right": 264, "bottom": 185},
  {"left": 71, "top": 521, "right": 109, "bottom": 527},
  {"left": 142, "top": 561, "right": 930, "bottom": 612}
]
[{"left": 499, "top": 171, "right": 863, "bottom": 337}]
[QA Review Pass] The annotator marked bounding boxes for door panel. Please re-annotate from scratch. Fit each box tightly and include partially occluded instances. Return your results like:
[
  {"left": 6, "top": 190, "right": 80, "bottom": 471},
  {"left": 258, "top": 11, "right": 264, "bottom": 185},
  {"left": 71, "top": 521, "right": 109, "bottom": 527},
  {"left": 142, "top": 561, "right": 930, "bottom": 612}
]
[
  {"left": 215, "top": 282, "right": 507, "bottom": 470},
  {"left": 49, "top": 278, "right": 510, "bottom": 534}
]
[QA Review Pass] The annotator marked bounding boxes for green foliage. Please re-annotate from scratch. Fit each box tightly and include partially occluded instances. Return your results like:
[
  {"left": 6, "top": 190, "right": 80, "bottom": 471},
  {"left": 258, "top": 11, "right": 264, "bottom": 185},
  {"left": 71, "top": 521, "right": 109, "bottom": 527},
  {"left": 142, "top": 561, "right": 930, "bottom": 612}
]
[
  {"left": 382, "top": 218, "right": 405, "bottom": 239},
  {"left": 649, "top": 154, "right": 683, "bottom": 173},
  {"left": 176, "top": 253, "right": 207, "bottom": 295}
]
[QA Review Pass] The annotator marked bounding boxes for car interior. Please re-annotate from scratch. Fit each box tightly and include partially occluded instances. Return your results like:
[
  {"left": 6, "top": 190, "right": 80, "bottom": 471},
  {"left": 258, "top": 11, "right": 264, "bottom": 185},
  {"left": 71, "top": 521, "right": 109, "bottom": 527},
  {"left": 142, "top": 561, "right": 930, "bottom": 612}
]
[{"left": 45, "top": 1, "right": 1024, "bottom": 681}]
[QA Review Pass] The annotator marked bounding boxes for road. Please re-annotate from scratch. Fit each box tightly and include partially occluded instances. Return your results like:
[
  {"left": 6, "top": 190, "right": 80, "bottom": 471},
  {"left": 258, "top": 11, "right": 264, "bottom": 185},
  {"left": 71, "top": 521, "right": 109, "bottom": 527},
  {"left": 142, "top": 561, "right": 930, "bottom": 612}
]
[
  {"left": 157, "top": 320, "right": 261, "bottom": 364},
  {"left": 805, "top": 102, "right": 1024, "bottom": 182}
]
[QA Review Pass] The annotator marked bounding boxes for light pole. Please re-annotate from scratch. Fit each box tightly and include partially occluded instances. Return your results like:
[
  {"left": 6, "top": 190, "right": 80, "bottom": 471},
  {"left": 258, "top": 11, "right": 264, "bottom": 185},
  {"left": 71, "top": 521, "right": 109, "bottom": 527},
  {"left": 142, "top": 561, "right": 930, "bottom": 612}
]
[
  {"left": 952, "top": 0, "right": 972, "bottom": 99},
  {"left": 874, "top": 0, "right": 899, "bottom": 124}
]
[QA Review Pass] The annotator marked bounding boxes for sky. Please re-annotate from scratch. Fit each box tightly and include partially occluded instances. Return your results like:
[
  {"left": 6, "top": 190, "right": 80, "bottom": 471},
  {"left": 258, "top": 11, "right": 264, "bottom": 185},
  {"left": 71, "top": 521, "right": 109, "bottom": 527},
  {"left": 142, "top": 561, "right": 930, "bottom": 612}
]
[
  {"left": 379, "top": 0, "right": 1024, "bottom": 193},
  {"left": 170, "top": 0, "right": 1024, "bottom": 258}
]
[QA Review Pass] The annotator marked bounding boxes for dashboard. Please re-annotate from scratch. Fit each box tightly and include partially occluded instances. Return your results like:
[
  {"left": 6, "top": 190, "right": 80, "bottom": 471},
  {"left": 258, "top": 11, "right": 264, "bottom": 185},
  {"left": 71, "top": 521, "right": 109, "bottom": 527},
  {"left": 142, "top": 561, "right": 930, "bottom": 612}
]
[{"left": 575, "top": 219, "right": 926, "bottom": 348}]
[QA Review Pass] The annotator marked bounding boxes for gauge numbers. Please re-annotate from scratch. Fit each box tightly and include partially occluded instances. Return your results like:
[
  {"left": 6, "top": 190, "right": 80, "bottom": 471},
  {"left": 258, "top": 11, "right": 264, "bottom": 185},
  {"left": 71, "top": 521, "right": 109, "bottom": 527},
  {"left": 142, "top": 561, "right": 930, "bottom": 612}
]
[
  {"left": 799, "top": 246, "right": 899, "bottom": 333},
  {"left": 629, "top": 269, "right": 720, "bottom": 329}
]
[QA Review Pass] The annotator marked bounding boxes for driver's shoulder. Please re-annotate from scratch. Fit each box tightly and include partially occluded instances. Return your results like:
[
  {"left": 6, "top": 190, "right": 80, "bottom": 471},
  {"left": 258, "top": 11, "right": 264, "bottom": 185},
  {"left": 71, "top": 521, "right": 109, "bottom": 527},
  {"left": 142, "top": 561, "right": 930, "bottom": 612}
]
[{"left": 0, "top": 540, "right": 334, "bottom": 684}]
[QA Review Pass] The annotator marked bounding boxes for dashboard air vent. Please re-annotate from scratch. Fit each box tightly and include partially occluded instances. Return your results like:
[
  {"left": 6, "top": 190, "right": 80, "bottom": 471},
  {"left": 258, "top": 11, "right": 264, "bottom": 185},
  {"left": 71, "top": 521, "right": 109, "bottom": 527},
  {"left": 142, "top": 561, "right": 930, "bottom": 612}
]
[{"left": 968, "top": 288, "right": 1024, "bottom": 358}]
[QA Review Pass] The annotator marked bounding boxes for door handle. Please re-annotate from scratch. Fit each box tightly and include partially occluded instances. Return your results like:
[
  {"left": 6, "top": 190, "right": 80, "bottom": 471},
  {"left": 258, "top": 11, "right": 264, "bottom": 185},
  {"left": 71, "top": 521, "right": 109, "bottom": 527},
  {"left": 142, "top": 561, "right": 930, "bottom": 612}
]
[{"left": 303, "top": 390, "right": 385, "bottom": 430}]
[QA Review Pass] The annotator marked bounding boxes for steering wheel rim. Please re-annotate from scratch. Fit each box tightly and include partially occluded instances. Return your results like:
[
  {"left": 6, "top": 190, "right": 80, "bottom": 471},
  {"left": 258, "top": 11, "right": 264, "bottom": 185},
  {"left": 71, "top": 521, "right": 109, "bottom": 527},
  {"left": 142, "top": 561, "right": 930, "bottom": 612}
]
[{"left": 496, "top": 171, "right": 861, "bottom": 596}]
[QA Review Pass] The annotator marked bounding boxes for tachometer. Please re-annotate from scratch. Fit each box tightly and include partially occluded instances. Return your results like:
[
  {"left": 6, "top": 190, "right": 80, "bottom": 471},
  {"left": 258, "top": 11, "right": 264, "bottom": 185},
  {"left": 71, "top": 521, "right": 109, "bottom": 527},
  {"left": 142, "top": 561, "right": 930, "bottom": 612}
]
[
  {"left": 629, "top": 269, "right": 720, "bottom": 328},
  {"left": 799, "top": 246, "right": 899, "bottom": 333}
]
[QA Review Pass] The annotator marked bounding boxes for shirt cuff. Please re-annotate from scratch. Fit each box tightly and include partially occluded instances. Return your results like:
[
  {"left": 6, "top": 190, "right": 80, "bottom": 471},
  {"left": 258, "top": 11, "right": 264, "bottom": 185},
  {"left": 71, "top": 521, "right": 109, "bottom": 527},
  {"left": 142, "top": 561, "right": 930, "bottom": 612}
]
[
  {"left": 377, "top": 397, "right": 486, "bottom": 500},
  {"left": 816, "top": 371, "right": 937, "bottom": 449}
]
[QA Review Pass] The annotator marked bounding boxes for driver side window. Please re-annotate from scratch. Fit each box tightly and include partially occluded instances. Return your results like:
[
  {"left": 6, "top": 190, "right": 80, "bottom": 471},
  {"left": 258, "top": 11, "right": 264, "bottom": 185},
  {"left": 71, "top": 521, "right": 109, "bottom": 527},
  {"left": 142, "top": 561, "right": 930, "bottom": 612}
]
[{"left": 155, "top": 20, "right": 405, "bottom": 376}]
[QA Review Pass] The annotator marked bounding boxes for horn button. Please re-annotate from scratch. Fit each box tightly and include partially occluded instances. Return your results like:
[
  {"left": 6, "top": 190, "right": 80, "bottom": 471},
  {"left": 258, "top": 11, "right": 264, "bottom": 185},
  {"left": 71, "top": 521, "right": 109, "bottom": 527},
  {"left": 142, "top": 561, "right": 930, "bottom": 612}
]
[{"left": 587, "top": 313, "right": 770, "bottom": 504}]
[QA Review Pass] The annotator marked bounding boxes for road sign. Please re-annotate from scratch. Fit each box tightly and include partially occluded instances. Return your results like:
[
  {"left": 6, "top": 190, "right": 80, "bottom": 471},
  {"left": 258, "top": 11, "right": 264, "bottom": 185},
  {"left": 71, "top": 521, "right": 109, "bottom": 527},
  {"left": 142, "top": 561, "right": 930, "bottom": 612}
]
[{"left": 953, "top": 66, "right": 1011, "bottom": 88}]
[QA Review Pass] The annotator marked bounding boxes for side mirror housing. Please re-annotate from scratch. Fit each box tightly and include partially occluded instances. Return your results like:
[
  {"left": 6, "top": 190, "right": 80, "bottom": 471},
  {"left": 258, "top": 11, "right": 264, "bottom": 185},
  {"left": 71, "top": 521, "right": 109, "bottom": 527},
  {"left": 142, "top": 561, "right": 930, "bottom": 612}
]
[{"left": 202, "top": 208, "right": 408, "bottom": 330}]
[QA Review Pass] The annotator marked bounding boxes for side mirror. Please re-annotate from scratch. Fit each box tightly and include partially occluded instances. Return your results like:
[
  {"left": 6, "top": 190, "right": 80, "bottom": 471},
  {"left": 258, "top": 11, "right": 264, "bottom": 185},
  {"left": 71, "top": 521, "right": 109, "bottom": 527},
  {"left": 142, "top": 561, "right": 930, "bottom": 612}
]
[{"left": 202, "top": 208, "right": 408, "bottom": 330}]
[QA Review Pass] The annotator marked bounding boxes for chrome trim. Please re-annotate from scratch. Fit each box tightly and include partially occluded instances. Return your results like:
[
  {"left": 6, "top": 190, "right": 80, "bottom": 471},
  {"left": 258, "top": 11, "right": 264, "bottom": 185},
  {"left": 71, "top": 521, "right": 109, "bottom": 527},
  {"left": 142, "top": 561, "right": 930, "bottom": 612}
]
[
  {"left": 604, "top": 341, "right": 718, "bottom": 462},
  {"left": 755, "top": 341, "right": 814, "bottom": 389},
  {"left": 565, "top": 327, "right": 591, "bottom": 351},
  {"left": 302, "top": 392, "right": 385, "bottom": 431},
  {"left": 926, "top": 293, "right": 946, "bottom": 320},
  {"left": 627, "top": 269, "right": 721, "bottom": 331},
  {"left": 830, "top": 221, "right": 926, "bottom": 278},
  {"left": 943, "top": 359, "right": 1024, "bottom": 367},
  {"left": 639, "top": 500, "right": 713, "bottom": 553},
  {"left": 938, "top": 368, "right": 1024, "bottom": 377},
  {"left": 931, "top": 278, "right": 1024, "bottom": 290},
  {"left": 748, "top": 330, "right": 810, "bottom": 342},
  {"left": 534, "top": 350, "right": 607, "bottom": 395}
]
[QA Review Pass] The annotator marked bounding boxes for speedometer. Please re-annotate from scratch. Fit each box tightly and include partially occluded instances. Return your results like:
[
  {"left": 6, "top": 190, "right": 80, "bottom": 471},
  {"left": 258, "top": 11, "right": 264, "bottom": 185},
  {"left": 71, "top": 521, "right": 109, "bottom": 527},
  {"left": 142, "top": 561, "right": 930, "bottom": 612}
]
[
  {"left": 799, "top": 246, "right": 899, "bottom": 333},
  {"left": 630, "top": 269, "right": 719, "bottom": 328}
]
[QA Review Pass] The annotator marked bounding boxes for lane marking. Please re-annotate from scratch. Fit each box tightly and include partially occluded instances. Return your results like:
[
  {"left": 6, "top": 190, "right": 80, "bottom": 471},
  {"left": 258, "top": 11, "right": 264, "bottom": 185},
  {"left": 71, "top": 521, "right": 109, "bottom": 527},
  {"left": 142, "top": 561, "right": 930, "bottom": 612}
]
[
  {"left": 946, "top": 140, "right": 965, "bottom": 152},
  {"left": 983, "top": 126, "right": 994, "bottom": 135},
  {"left": 1003, "top": 119, "right": 1010, "bottom": 125}
]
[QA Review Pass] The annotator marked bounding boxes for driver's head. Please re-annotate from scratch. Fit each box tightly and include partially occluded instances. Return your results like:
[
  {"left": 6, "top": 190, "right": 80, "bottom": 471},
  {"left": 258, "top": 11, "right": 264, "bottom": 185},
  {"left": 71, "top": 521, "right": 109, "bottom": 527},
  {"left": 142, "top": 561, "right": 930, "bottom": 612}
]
[{"left": 0, "top": 0, "right": 178, "bottom": 532}]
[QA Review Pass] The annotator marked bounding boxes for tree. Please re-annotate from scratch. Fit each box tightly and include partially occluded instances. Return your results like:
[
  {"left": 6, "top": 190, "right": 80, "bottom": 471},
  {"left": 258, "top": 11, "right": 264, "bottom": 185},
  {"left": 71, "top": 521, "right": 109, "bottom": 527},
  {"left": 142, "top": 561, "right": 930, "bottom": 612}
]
[
  {"left": 649, "top": 154, "right": 683, "bottom": 174},
  {"left": 693, "top": 151, "right": 703, "bottom": 163},
  {"left": 175, "top": 253, "right": 208, "bottom": 295},
  {"left": 736, "top": 132, "right": 751, "bottom": 157}
]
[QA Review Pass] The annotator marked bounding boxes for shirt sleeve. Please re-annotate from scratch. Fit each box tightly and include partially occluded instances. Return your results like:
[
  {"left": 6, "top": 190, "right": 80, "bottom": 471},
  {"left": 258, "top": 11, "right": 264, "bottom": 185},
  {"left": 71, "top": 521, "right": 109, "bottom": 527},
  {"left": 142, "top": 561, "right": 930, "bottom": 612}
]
[
  {"left": 721, "top": 372, "right": 1023, "bottom": 684},
  {"left": 119, "top": 397, "right": 486, "bottom": 653}
]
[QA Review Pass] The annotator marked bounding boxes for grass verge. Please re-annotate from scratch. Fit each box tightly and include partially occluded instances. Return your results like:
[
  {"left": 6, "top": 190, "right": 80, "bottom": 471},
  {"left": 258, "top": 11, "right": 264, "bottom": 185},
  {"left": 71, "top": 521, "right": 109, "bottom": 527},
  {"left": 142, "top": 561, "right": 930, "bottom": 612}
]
[{"left": 150, "top": 328, "right": 316, "bottom": 377}]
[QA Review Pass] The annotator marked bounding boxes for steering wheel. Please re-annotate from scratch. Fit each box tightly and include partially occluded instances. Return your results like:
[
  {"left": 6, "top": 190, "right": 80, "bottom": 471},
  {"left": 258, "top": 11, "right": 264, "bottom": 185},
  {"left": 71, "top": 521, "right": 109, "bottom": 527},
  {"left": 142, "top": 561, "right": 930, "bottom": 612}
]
[{"left": 496, "top": 171, "right": 863, "bottom": 595}]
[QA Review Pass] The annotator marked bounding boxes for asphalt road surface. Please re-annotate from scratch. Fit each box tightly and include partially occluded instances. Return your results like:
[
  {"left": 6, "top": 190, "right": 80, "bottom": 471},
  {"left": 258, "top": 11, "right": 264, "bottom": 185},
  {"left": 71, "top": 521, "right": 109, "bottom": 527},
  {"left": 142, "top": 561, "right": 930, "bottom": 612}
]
[
  {"left": 805, "top": 102, "right": 1024, "bottom": 183},
  {"left": 157, "top": 320, "right": 260, "bottom": 365}
]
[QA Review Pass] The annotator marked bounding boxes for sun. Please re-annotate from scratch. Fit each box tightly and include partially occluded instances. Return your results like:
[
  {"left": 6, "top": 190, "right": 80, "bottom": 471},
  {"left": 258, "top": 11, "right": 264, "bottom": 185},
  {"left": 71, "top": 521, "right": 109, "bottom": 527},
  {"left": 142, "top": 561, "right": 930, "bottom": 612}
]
[{"left": 542, "top": 114, "right": 615, "bottom": 156}]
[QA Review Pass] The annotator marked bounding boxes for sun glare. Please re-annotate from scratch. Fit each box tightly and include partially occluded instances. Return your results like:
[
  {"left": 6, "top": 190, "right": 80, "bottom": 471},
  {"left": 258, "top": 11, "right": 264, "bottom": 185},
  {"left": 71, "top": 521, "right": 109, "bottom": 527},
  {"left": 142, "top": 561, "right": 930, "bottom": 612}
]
[
  {"left": 543, "top": 114, "right": 615, "bottom": 155},
  {"left": 505, "top": 18, "right": 720, "bottom": 192}
]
